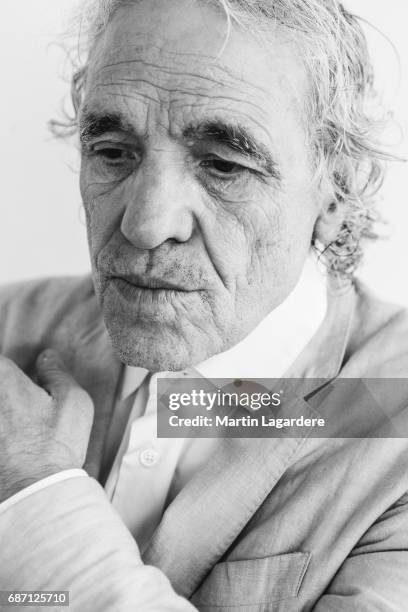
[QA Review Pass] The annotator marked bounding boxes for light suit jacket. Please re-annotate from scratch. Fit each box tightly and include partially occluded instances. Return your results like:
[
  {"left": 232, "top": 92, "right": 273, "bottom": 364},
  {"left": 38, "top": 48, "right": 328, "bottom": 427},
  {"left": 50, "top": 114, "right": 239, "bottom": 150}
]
[{"left": 1, "top": 275, "right": 408, "bottom": 612}]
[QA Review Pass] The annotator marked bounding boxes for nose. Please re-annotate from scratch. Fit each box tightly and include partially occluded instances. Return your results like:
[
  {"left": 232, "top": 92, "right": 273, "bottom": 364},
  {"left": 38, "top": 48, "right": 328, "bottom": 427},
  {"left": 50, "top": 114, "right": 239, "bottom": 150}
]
[{"left": 120, "top": 163, "right": 194, "bottom": 250}]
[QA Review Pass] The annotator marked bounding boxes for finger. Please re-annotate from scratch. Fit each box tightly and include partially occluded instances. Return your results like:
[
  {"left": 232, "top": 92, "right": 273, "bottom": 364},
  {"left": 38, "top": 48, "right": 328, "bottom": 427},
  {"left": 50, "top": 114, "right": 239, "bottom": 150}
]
[
  {"left": 36, "top": 349, "right": 73, "bottom": 397},
  {"left": 36, "top": 349, "right": 93, "bottom": 419}
]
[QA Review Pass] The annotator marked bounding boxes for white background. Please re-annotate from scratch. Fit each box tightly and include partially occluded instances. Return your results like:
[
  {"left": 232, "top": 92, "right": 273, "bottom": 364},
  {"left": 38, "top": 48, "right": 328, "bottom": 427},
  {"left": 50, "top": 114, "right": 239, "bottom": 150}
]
[{"left": 1, "top": 1, "right": 407, "bottom": 303}]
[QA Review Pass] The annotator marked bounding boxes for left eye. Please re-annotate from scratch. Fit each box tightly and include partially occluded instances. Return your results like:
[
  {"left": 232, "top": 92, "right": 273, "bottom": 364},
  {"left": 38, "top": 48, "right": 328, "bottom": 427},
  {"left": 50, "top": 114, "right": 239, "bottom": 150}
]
[
  {"left": 95, "top": 147, "right": 136, "bottom": 162},
  {"left": 201, "top": 159, "right": 244, "bottom": 175}
]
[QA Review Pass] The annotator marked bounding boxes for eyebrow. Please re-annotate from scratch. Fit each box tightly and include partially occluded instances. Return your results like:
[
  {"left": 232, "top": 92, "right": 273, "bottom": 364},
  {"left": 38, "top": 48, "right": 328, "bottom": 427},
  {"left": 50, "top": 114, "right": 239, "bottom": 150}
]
[
  {"left": 79, "top": 111, "right": 138, "bottom": 143},
  {"left": 183, "top": 120, "right": 281, "bottom": 180}
]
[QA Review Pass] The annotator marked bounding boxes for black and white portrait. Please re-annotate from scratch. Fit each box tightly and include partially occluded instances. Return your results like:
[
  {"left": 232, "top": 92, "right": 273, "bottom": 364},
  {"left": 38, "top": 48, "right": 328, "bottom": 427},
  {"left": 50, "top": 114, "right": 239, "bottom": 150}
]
[{"left": 0, "top": 1, "right": 408, "bottom": 610}]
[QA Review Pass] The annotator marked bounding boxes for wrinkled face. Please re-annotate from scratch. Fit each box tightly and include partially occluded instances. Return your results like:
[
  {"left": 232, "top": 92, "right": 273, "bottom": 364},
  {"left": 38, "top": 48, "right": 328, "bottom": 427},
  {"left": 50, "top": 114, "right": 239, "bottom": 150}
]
[{"left": 79, "top": 0, "right": 325, "bottom": 371}]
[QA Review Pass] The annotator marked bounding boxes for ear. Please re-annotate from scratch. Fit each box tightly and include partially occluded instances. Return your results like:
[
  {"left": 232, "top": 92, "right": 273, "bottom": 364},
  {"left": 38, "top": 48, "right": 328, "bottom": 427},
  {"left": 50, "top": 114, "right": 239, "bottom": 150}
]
[{"left": 313, "top": 198, "right": 346, "bottom": 246}]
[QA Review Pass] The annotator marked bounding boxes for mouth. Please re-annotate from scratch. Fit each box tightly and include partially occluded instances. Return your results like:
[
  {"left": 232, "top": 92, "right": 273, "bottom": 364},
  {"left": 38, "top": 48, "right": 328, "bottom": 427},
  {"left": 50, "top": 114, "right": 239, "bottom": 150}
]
[{"left": 109, "top": 274, "right": 196, "bottom": 298}]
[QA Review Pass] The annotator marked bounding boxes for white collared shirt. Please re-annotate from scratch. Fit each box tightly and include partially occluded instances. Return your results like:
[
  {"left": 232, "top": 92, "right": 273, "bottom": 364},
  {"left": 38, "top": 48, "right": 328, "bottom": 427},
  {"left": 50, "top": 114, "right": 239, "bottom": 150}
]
[{"left": 0, "top": 255, "right": 327, "bottom": 544}]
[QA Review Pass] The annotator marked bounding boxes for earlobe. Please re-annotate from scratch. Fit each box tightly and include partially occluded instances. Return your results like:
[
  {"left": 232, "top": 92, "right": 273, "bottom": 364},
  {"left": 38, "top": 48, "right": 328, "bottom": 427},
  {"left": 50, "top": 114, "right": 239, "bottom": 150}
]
[{"left": 313, "top": 199, "right": 345, "bottom": 246}]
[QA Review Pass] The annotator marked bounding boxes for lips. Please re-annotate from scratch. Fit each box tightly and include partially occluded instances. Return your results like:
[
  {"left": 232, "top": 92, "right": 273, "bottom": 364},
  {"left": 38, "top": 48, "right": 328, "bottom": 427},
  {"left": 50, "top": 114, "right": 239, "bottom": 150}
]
[{"left": 110, "top": 273, "right": 194, "bottom": 292}]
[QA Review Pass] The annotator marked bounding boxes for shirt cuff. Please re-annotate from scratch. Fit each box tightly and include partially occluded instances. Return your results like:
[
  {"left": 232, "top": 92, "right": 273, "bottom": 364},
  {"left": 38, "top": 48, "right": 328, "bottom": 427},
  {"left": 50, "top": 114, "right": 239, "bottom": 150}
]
[{"left": 0, "top": 469, "right": 89, "bottom": 515}]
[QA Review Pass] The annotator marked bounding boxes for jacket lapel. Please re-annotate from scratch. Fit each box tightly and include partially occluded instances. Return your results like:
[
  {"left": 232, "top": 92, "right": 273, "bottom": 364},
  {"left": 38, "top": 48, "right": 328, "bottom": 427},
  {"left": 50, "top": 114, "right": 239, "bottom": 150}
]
[
  {"left": 74, "top": 326, "right": 122, "bottom": 479},
  {"left": 143, "top": 281, "right": 356, "bottom": 598},
  {"left": 61, "top": 286, "right": 123, "bottom": 479}
]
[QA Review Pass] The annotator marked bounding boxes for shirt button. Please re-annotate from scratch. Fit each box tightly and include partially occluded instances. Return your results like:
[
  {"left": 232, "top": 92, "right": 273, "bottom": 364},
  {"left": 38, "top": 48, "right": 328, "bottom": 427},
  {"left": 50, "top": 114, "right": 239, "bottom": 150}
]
[{"left": 139, "top": 448, "right": 160, "bottom": 467}]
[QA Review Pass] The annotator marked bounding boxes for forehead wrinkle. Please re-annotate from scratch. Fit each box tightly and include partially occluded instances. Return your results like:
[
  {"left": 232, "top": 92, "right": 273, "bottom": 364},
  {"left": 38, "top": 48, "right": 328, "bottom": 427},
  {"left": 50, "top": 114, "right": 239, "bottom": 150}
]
[
  {"left": 89, "top": 9, "right": 309, "bottom": 123},
  {"left": 91, "top": 40, "right": 223, "bottom": 68},
  {"left": 90, "top": 35, "right": 273, "bottom": 95},
  {"left": 93, "top": 55, "right": 270, "bottom": 98},
  {"left": 94, "top": 58, "right": 229, "bottom": 91},
  {"left": 90, "top": 65, "right": 258, "bottom": 104},
  {"left": 88, "top": 72, "right": 272, "bottom": 137},
  {"left": 88, "top": 43, "right": 287, "bottom": 132},
  {"left": 84, "top": 83, "right": 161, "bottom": 107},
  {"left": 93, "top": 78, "right": 224, "bottom": 99},
  {"left": 94, "top": 82, "right": 268, "bottom": 117}
]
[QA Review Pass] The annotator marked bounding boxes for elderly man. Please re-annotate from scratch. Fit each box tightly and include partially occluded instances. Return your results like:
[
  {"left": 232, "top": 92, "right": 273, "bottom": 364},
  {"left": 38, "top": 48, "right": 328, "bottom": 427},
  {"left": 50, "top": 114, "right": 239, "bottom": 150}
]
[{"left": 1, "top": 0, "right": 408, "bottom": 610}]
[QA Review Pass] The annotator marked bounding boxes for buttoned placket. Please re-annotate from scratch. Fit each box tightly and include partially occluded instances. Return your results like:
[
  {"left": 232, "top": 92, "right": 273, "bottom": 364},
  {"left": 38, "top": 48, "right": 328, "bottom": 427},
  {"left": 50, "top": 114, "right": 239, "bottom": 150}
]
[{"left": 105, "top": 371, "right": 188, "bottom": 552}]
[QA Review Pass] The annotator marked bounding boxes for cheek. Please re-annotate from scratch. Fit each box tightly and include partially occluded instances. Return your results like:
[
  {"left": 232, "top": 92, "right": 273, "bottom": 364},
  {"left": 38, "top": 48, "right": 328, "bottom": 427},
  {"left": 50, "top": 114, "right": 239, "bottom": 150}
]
[
  {"left": 195, "top": 190, "right": 289, "bottom": 306},
  {"left": 235, "top": 188, "right": 316, "bottom": 295},
  {"left": 228, "top": 192, "right": 284, "bottom": 275},
  {"left": 258, "top": 188, "right": 318, "bottom": 290},
  {"left": 80, "top": 168, "right": 124, "bottom": 259},
  {"left": 194, "top": 195, "right": 262, "bottom": 298}
]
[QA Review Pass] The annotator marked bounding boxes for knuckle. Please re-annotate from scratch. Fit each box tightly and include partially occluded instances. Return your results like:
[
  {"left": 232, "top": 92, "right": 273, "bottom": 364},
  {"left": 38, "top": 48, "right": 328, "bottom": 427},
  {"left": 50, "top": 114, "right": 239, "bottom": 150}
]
[
  {"left": 66, "top": 387, "right": 94, "bottom": 418},
  {"left": 42, "top": 362, "right": 60, "bottom": 375},
  {"left": 0, "top": 358, "right": 24, "bottom": 393}
]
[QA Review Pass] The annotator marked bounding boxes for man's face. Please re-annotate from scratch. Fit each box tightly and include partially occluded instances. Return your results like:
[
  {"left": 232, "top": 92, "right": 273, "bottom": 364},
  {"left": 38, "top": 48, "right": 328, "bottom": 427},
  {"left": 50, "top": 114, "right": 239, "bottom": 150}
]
[{"left": 79, "top": 0, "right": 325, "bottom": 371}]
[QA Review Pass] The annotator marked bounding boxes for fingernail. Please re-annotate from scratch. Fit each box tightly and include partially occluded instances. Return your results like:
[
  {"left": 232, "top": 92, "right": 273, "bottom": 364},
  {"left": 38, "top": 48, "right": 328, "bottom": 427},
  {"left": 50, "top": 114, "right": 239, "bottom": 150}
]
[{"left": 38, "top": 349, "right": 57, "bottom": 364}]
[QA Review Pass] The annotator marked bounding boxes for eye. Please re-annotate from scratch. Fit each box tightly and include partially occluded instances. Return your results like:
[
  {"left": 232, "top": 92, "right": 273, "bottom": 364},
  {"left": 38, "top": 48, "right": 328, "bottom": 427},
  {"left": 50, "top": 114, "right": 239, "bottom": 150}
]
[
  {"left": 201, "top": 159, "right": 245, "bottom": 175},
  {"left": 99, "top": 148, "right": 125, "bottom": 160},
  {"left": 93, "top": 146, "right": 138, "bottom": 164},
  {"left": 82, "top": 142, "right": 141, "bottom": 182}
]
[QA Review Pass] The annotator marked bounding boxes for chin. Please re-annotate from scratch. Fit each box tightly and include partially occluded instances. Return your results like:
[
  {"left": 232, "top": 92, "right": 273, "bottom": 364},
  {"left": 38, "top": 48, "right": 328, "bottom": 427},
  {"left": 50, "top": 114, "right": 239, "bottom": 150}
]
[
  {"left": 98, "top": 281, "right": 227, "bottom": 371},
  {"left": 104, "top": 317, "right": 211, "bottom": 372}
]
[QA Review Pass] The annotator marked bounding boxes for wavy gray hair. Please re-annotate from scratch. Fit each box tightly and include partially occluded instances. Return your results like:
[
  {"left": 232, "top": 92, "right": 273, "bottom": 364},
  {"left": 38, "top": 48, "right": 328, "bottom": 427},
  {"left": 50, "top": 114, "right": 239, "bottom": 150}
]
[{"left": 56, "top": 0, "right": 395, "bottom": 278}]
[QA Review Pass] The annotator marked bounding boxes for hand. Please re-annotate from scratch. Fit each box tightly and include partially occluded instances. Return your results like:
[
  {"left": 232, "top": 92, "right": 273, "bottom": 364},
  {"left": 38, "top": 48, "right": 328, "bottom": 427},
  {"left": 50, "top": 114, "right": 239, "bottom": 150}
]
[{"left": 0, "top": 350, "right": 94, "bottom": 502}]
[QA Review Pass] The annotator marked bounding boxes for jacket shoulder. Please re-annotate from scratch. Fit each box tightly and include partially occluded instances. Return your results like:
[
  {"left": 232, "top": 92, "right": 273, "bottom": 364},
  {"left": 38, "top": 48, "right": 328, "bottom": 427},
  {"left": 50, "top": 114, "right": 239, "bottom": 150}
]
[
  {"left": 343, "top": 280, "right": 408, "bottom": 377},
  {"left": 0, "top": 275, "right": 96, "bottom": 326},
  {"left": 0, "top": 275, "right": 98, "bottom": 367},
  {"left": 0, "top": 274, "right": 94, "bottom": 301}
]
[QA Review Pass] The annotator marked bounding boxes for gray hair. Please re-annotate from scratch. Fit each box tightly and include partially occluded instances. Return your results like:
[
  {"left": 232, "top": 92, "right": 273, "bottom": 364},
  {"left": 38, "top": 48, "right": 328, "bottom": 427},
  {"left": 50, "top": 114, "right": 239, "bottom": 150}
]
[{"left": 56, "top": 0, "right": 397, "bottom": 278}]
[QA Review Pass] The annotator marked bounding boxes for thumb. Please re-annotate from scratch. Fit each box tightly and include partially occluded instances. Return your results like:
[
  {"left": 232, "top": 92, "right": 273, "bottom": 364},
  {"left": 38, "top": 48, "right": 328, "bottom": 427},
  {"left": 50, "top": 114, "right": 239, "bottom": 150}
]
[{"left": 36, "top": 349, "right": 88, "bottom": 407}]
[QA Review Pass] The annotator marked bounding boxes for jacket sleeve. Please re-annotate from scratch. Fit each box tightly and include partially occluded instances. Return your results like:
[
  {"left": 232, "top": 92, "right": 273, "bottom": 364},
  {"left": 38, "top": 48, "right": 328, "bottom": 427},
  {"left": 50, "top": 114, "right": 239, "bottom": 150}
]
[
  {"left": 313, "top": 492, "right": 408, "bottom": 611},
  {"left": 0, "top": 475, "right": 196, "bottom": 612}
]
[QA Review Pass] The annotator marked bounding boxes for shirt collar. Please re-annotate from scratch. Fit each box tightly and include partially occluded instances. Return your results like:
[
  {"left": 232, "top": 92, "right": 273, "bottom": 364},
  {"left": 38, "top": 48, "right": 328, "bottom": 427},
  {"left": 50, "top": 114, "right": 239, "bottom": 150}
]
[
  {"left": 119, "top": 365, "right": 149, "bottom": 401},
  {"left": 120, "top": 254, "right": 327, "bottom": 397}
]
